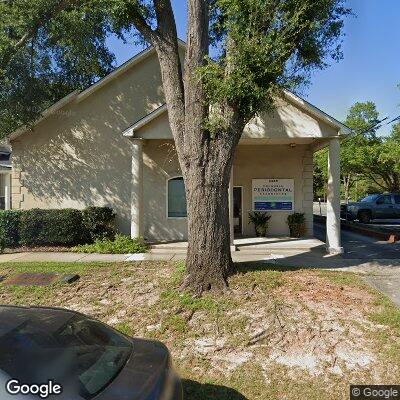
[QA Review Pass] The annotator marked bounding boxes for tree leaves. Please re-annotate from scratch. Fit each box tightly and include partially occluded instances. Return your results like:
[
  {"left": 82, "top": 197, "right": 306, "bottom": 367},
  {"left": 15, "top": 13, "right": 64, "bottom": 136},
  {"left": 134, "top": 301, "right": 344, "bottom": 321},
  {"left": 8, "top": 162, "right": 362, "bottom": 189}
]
[
  {"left": 314, "top": 102, "right": 400, "bottom": 199},
  {"left": 202, "top": 0, "right": 350, "bottom": 126},
  {"left": 1, "top": 0, "right": 351, "bottom": 139},
  {"left": 0, "top": 0, "right": 115, "bottom": 137}
]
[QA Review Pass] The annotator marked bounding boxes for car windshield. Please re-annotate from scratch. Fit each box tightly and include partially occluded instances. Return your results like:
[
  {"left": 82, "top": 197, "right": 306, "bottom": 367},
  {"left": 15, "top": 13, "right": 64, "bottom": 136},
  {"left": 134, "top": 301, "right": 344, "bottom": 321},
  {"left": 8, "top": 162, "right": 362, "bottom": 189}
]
[
  {"left": 360, "top": 195, "right": 379, "bottom": 203},
  {"left": 0, "top": 313, "right": 132, "bottom": 399}
]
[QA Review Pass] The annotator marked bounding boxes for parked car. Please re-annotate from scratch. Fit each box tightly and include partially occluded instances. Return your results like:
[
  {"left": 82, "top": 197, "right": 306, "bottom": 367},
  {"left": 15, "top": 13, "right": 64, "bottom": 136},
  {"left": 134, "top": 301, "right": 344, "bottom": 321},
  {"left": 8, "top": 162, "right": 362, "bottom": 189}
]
[
  {"left": 0, "top": 305, "right": 182, "bottom": 400},
  {"left": 341, "top": 193, "right": 400, "bottom": 223}
]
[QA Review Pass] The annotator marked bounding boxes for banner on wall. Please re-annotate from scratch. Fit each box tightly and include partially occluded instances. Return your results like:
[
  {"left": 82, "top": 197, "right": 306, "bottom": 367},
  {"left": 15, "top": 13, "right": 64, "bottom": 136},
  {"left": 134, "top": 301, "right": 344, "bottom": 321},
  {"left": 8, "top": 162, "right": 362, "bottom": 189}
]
[{"left": 252, "top": 179, "right": 294, "bottom": 211}]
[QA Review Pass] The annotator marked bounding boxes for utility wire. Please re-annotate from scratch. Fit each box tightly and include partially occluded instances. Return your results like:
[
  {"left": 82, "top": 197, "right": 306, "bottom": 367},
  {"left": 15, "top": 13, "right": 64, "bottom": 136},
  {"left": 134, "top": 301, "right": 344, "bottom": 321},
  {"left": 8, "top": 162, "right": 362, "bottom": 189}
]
[
  {"left": 316, "top": 113, "right": 400, "bottom": 154},
  {"left": 387, "top": 115, "right": 400, "bottom": 124},
  {"left": 340, "top": 116, "right": 388, "bottom": 146}
]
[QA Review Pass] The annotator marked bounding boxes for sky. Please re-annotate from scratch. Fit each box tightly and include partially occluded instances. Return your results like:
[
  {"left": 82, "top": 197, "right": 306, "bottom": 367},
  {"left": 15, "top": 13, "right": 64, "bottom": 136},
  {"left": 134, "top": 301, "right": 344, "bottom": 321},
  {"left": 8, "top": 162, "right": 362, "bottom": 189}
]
[{"left": 107, "top": 0, "right": 400, "bottom": 136}]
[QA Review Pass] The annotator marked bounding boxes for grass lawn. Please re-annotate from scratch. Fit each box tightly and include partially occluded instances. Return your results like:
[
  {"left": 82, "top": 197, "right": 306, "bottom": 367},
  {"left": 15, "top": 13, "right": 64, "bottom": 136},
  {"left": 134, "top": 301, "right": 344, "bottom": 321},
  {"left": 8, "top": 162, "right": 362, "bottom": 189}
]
[{"left": 0, "top": 261, "right": 399, "bottom": 400}]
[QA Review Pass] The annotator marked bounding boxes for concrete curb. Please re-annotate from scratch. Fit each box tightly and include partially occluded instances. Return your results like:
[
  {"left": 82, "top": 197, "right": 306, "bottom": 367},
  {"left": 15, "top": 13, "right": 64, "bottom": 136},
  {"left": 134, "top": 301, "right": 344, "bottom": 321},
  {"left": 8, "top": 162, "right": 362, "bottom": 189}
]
[{"left": 314, "top": 215, "right": 396, "bottom": 241}]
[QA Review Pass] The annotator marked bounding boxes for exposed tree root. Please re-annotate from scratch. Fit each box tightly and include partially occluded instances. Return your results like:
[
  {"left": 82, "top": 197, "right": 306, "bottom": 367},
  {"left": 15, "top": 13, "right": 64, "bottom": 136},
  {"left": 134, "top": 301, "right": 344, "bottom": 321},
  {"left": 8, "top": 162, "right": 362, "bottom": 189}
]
[{"left": 179, "top": 272, "right": 229, "bottom": 296}]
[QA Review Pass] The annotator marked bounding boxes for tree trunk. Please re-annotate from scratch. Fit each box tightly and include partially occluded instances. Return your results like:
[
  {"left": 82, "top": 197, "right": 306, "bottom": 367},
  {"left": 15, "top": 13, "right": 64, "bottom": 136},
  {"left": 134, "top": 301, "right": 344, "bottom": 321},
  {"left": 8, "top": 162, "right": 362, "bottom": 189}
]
[
  {"left": 394, "top": 174, "right": 400, "bottom": 192},
  {"left": 344, "top": 174, "right": 351, "bottom": 203},
  {"left": 184, "top": 157, "right": 233, "bottom": 293},
  {"left": 134, "top": 0, "right": 242, "bottom": 293}
]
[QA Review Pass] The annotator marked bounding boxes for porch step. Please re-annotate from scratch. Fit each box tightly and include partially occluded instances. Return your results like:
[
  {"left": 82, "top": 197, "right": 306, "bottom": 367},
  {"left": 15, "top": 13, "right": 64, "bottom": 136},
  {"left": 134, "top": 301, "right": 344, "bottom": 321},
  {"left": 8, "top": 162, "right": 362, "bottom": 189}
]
[
  {"left": 149, "top": 237, "right": 325, "bottom": 254},
  {"left": 150, "top": 247, "right": 322, "bottom": 254}
]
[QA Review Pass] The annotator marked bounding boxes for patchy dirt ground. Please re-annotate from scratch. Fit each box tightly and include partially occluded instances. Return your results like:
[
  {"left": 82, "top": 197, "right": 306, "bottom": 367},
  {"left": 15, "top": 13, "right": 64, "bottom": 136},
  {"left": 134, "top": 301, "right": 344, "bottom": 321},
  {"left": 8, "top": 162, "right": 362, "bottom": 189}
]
[{"left": 0, "top": 261, "right": 399, "bottom": 400}]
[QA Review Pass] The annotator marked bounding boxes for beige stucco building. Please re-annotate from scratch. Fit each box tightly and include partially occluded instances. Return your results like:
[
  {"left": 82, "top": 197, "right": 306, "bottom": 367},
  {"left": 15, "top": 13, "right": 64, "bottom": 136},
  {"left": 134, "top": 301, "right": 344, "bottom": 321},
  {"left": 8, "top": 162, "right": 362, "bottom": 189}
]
[{"left": 9, "top": 44, "right": 349, "bottom": 254}]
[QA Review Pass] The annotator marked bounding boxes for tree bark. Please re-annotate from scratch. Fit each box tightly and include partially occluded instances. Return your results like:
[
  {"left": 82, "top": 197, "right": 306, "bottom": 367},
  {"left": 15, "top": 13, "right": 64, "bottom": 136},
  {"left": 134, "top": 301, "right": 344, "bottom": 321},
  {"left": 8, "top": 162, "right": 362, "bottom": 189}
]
[
  {"left": 344, "top": 173, "right": 351, "bottom": 202},
  {"left": 184, "top": 153, "right": 233, "bottom": 292},
  {"left": 133, "top": 0, "right": 243, "bottom": 293}
]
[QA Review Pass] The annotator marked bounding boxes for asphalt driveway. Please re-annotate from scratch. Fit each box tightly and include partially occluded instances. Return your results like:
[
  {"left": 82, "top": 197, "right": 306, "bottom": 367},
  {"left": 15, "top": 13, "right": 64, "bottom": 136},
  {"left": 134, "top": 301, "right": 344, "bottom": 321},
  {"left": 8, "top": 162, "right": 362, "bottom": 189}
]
[
  {"left": 314, "top": 221, "right": 400, "bottom": 307},
  {"left": 313, "top": 222, "right": 400, "bottom": 259}
]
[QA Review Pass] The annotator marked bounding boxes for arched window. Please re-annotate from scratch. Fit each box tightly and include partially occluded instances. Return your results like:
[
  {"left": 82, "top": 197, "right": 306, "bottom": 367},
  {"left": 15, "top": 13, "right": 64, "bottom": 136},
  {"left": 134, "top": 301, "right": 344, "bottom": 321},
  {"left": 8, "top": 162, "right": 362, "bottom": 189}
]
[{"left": 167, "top": 177, "right": 187, "bottom": 218}]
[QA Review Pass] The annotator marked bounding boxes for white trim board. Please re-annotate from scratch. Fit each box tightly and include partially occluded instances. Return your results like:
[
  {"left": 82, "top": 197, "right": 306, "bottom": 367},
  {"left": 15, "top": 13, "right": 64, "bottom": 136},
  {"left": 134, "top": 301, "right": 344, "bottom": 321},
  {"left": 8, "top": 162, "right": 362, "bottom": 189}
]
[
  {"left": 123, "top": 104, "right": 167, "bottom": 137},
  {"left": 123, "top": 91, "right": 351, "bottom": 138}
]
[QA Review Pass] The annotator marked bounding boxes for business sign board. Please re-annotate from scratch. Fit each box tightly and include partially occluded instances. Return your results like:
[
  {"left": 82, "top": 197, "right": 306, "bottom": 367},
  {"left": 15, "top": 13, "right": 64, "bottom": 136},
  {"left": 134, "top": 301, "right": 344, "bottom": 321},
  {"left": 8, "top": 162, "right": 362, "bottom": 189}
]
[{"left": 252, "top": 179, "right": 294, "bottom": 211}]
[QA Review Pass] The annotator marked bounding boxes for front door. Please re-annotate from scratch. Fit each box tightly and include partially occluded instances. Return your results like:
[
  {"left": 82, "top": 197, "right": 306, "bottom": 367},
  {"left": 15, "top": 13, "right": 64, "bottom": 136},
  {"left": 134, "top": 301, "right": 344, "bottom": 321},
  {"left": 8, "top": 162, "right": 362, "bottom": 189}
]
[{"left": 233, "top": 187, "right": 243, "bottom": 235}]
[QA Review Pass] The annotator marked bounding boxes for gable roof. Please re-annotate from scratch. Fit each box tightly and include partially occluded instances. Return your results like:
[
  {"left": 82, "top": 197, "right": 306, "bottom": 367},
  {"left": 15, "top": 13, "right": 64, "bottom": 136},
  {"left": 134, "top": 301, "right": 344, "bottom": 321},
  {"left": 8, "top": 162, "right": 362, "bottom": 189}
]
[
  {"left": 9, "top": 38, "right": 350, "bottom": 141},
  {"left": 122, "top": 104, "right": 168, "bottom": 137},
  {"left": 282, "top": 91, "right": 350, "bottom": 135},
  {"left": 9, "top": 39, "right": 186, "bottom": 141},
  {"left": 122, "top": 91, "right": 351, "bottom": 138}
]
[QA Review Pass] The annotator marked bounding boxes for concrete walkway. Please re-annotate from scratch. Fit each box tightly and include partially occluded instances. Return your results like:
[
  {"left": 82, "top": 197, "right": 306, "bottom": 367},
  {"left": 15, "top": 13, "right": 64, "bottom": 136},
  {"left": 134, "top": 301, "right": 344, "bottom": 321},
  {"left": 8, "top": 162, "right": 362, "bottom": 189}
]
[
  {"left": 1, "top": 241, "right": 399, "bottom": 307},
  {"left": 0, "top": 236, "right": 327, "bottom": 263},
  {"left": 1, "top": 249, "right": 400, "bottom": 267},
  {"left": 0, "top": 251, "right": 177, "bottom": 263}
]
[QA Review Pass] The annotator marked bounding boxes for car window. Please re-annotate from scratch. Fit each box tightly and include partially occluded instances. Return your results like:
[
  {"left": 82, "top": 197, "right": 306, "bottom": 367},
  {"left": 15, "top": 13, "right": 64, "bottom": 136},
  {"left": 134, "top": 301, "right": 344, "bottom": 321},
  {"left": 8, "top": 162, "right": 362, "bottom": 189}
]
[
  {"left": 394, "top": 195, "right": 400, "bottom": 204},
  {"left": 376, "top": 195, "right": 392, "bottom": 205},
  {"left": 361, "top": 195, "right": 379, "bottom": 202},
  {"left": 0, "top": 315, "right": 132, "bottom": 399}
]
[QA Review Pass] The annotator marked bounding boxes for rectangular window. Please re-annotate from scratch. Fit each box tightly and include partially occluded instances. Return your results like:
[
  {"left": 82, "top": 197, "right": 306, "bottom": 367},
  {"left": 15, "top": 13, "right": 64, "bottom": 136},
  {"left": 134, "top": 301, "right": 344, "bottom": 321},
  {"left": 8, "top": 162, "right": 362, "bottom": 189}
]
[
  {"left": 0, "top": 174, "right": 7, "bottom": 210},
  {"left": 394, "top": 195, "right": 400, "bottom": 204},
  {"left": 377, "top": 195, "right": 392, "bottom": 205},
  {"left": 167, "top": 177, "right": 187, "bottom": 218}
]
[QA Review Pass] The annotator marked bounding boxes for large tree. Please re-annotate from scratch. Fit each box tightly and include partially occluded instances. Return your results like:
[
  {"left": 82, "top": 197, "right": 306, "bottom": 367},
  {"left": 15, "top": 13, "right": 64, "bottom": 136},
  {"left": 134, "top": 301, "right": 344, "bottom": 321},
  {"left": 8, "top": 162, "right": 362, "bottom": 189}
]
[
  {"left": 2, "top": 0, "right": 349, "bottom": 293},
  {"left": 341, "top": 103, "right": 400, "bottom": 194},
  {"left": 314, "top": 102, "right": 400, "bottom": 201},
  {"left": 358, "top": 122, "right": 400, "bottom": 192},
  {"left": 0, "top": 0, "right": 115, "bottom": 135},
  {"left": 110, "top": 0, "right": 349, "bottom": 293},
  {"left": 340, "top": 101, "right": 380, "bottom": 201}
]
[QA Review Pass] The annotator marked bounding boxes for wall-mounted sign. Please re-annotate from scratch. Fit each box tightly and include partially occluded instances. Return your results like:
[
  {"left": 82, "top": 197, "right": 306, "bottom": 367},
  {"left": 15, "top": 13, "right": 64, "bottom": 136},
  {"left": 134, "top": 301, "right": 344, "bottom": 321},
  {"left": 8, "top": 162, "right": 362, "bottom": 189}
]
[{"left": 252, "top": 179, "right": 294, "bottom": 211}]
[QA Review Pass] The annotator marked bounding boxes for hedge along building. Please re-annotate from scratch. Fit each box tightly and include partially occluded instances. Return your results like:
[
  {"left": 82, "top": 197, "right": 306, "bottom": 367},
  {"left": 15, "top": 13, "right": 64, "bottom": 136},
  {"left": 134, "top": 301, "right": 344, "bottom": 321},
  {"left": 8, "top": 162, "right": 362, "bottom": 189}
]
[{"left": 8, "top": 42, "right": 349, "bottom": 254}]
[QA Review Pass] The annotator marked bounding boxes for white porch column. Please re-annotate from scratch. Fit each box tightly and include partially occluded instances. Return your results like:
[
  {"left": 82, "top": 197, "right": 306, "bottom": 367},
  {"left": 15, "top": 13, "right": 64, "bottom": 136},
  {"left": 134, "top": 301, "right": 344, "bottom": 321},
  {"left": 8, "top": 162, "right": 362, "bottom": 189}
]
[
  {"left": 130, "top": 139, "right": 144, "bottom": 238},
  {"left": 4, "top": 173, "right": 11, "bottom": 210},
  {"left": 326, "top": 137, "right": 343, "bottom": 254},
  {"left": 229, "top": 167, "right": 236, "bottom": 251}
]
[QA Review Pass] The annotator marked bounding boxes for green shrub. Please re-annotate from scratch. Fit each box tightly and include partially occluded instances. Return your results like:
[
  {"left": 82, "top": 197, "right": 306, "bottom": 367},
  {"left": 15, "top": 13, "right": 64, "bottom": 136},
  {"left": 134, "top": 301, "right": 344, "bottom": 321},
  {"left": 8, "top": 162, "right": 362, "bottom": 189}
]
[
  {"left": 287, "top": 212, "right": 306, "bottom": 225},
  {"left": 287, "top": 212, "right": 306, "bottom": 238},
  {"left": 0, "top": 229, "right": 6, "bottom": 253},
  {"left": 19, "top": 209, "right": 86, "bottom": 246},
  {"left": 0, "top": 207, "right": 117, "bottom": 248},
  {"left": 82, "top": 206, "right": 116, "bottom": 241},
  {"left": 0, "top": 210, "right": 22, "bottom": 247},
  {"left": 72, "top": 234, "right": 148, "bottom": 254},
  {"left": 248, "top": 211, "right": 271, "bottom": 237}
]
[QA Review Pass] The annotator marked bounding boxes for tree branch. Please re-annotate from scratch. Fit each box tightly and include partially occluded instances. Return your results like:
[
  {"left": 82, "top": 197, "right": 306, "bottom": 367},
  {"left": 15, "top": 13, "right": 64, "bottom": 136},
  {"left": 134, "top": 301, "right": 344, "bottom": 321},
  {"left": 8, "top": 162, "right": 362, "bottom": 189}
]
[
  {"left": 1, "top": 0, "right": 80, "bottom": 71},
  {"left": 365, "top": 173, "right": 386, "bottom": 190},
  {"left": 127, "top": 3, "right": 157, "bottom": 43},
  {"left": 142, "top": 0, "right": 185, "bottom": 164},
  {"left": 127, "top": 1, "right": 185, "bottom": 156},
  {"left": 182, "top": 0, "right": 212, "bottom": 167}
]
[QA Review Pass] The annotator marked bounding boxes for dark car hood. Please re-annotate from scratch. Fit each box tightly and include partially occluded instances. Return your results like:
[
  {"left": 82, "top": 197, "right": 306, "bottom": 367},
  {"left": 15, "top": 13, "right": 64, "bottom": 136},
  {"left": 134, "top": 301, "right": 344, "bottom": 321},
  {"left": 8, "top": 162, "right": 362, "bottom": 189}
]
[
  {"left": 94, "top": 338, "right": 169, "bottom": 400},
  {"left": 0, "top": 338, "right": 169, "bottom": 400},
  {"left": 0, "top": 307, "right": 170, "bottom": 400}
]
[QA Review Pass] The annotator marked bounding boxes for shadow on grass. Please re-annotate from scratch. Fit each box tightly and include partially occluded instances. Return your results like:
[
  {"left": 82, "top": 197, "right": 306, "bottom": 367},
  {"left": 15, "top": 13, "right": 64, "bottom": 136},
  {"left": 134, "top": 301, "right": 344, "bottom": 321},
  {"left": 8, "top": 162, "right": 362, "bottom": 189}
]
[
  {"left": 183, "top": 379, "right": 248, "bottom": 400},
  {"left": 232, "top": 260, "right": 302, "bottom": 276}
]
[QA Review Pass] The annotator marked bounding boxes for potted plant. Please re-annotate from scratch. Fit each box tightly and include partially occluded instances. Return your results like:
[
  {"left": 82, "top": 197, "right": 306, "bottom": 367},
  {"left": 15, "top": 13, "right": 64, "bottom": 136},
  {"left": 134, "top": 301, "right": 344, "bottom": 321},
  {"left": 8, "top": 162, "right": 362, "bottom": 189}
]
[
  {"left": 287, "top": 212, "right": 306, "bottom": 238},
  {"left": 248, "top": 211, "right": 271, "bottom": 237}
]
